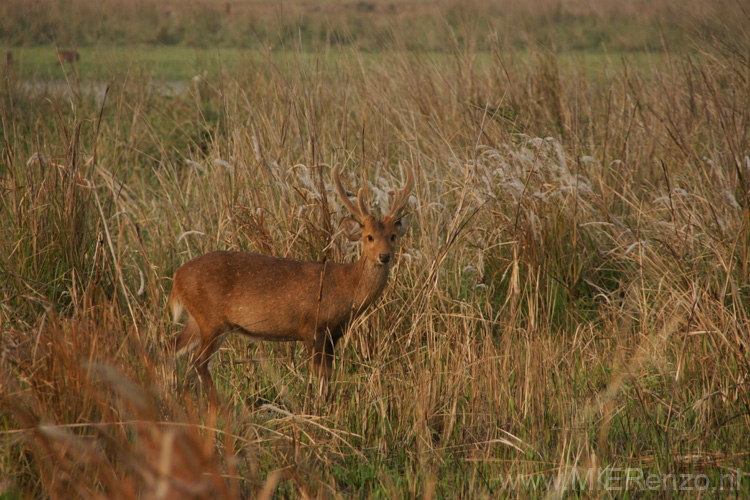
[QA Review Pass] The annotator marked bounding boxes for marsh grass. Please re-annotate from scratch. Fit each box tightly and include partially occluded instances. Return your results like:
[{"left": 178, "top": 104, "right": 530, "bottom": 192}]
[{"left": 2, "top": 2, "right": 750, "bottom": 498}]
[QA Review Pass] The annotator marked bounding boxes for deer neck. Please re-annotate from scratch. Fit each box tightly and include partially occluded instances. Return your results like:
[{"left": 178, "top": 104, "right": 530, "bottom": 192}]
[{"left": 348, "top": 255, "right": 390, "bottom": 313}]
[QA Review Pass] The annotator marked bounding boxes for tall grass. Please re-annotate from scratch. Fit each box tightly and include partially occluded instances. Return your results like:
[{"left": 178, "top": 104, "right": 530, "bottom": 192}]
[{"left": 2, "top": 3, "right": 750, "bottom": 498}]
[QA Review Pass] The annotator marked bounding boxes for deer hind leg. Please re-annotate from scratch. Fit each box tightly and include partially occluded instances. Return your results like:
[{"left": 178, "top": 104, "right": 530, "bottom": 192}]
[
  {"left": 168, "top": 315, "right": 201, "bottom": 395},
  {"left": 194, "top": 332, "right": 223, "bottom": 407},
  {"left": 173, "top": 316, "right": 200, "bottom": 356}
]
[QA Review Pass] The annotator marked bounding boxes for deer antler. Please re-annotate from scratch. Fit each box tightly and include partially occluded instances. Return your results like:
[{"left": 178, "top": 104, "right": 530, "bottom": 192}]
[
  {"left": 387, "top": 160, "right": 414, "bottom": 219},
  {"left": 333, "top": 163, "right": 370, "bottom": 221}
]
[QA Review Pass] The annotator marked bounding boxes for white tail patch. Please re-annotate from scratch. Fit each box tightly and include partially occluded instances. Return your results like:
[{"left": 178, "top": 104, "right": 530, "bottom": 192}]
[{"left": 170, "top": 296, "right": 184, "bottom": 323}]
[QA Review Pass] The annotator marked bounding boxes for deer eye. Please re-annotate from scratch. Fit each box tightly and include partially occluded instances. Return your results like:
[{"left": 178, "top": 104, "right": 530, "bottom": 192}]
[
  {"left": 367, "top": 235, "right": 374, "bottom": 242},
  {"left": 391, "top": 234, "right": 396, "bottom": 241}
]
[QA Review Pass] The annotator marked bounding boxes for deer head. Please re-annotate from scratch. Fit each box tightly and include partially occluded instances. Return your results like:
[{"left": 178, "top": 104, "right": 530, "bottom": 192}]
[{"left": 333, "top": 162, "right": 414, "bottom": 266}]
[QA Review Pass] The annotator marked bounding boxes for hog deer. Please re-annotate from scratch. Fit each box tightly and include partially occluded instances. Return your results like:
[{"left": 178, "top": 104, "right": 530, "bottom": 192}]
[
  {"left": 168, "top": 162, "right": 414, "bottom": 404},
  {"left": 57, "top": 50, "right": 80, "bottom": 64}
]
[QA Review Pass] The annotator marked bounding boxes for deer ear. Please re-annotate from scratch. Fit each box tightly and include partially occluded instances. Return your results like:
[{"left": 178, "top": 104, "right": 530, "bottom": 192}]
[
  {"left": 341, "top": 217, "right": 362, "bottom": 241},
  {"left": 395, "top": 214, "right": 410, "bottom": 237}
]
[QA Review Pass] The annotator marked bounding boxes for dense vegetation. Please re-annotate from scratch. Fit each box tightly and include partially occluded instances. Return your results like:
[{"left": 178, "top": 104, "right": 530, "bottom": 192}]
[{"left": 1, "top": 0, "right": 749, "bottom": 497}]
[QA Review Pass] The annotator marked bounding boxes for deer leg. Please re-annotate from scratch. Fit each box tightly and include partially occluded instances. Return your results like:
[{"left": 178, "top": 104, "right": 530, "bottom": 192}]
[
  {"left": 322, "top": 333, "right": 341, "bottom": 378},
  {"left": 306, "top": 330, "right": 328, "bottom": 400},
  {"left": 311, "top": 330, "right": 337, "bottom": 380},
  {"left": 194, "top": 333, "right": 222, "bottom": 407},
  {"left": 173, "top": 316, "right": 200, "bottom": 356},
  {"left": 322, "top": 333, "right": 344, "bottom": 402}
]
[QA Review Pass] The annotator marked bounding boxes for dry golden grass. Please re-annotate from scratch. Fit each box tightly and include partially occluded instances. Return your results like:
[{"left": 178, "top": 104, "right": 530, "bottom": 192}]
[{"left": 1, "top": 2, "right": 750, "bottom": 498}]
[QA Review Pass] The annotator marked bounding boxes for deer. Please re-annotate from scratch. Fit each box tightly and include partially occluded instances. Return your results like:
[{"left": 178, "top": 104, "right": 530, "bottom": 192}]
[
  {"left": 56, "top": 50, "right": 80, "bottom": 64},
  {"left": 168, "top": 162, "right": 414, "bottom": 405}
]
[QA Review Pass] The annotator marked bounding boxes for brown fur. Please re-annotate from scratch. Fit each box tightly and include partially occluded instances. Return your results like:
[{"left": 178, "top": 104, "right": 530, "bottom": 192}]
[
  {"left": 57, "top": 50, "right": 80, "bottom": 64},
  {"left": 168, "top": 163, "right": 414, "bottom": 405}
]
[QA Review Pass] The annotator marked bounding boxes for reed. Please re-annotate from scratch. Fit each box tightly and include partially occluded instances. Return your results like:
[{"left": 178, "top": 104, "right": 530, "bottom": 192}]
[{"left": 1, "top": 1, "right": 749, "bottom": 497}]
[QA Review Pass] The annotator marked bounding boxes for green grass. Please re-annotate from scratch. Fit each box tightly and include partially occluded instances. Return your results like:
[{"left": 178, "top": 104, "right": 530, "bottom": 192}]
[
  {"left": 3, "top": 44, "right": 671, "bottom": 82},
  {"left": 3, "top": 45, "right": 248, "bottom": 80}
]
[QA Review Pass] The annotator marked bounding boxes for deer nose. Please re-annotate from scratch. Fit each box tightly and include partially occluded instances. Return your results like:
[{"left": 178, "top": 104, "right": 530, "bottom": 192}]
[{"left": 379, "top": 253, "right": 391, "bottom": 264}]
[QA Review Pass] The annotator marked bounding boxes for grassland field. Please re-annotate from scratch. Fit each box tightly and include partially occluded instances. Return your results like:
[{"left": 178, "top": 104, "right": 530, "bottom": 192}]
[
  {"left": 1, "top": 0, "right": 750, "bottom": 498},
  {"left": 3, "top": 44, "right": 668, "bottom": 82}
]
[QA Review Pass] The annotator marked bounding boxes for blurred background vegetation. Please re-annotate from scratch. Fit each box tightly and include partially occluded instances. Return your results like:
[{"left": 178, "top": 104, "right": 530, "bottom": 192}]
[{"left": 2, "top": 0, "right": 747, "bottom": 52}]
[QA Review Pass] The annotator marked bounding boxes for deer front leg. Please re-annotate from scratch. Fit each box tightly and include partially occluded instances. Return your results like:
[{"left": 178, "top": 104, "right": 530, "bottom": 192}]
[
  {"left": 311, "top": 329, "right": 336, "bottom": 379},
  {"left": 310, "top": 328, "right": 341, "bottom": 398}
]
